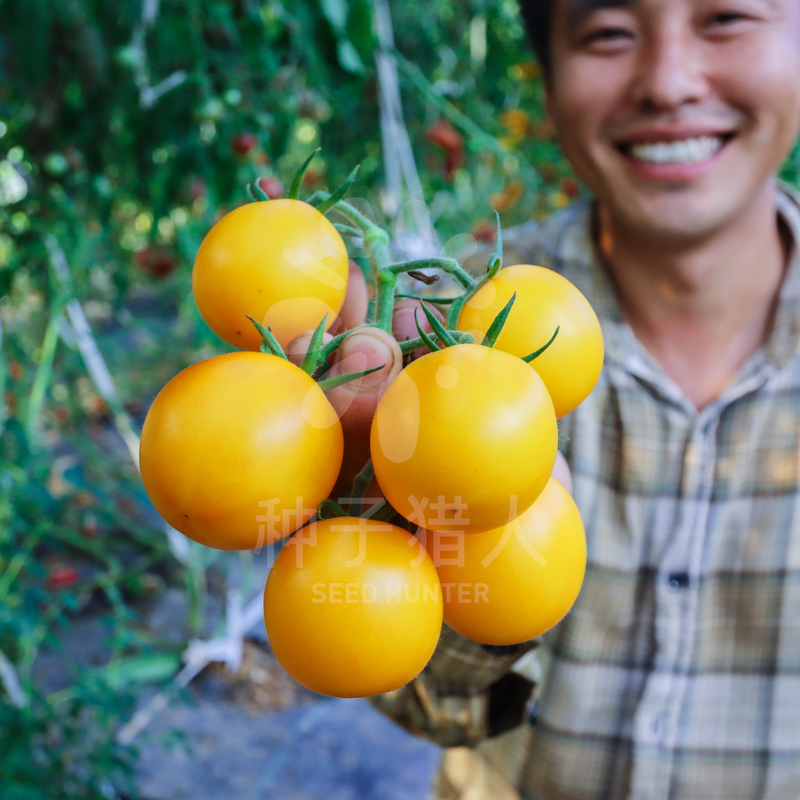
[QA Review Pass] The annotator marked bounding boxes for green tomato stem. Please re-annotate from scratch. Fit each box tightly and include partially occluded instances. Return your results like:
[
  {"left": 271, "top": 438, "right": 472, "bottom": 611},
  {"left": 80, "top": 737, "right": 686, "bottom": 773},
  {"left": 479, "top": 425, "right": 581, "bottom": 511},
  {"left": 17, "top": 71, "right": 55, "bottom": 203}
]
[
  {"left": 395, "top": 293, "right": 457, "bottom": 304},
  {"left": 318, "top": 195, "right": 385, "bottom": 240},
  {"left": 350, "top": 458, "right": 375, "bottom": 516},
  {"left": 333, "top": 223, "right": 363, "bottom": 238},
  {"left": 398, "top": 329, "right": 475, "bottom": 354},
  {"left": 362, "top": 500, "right": 398, "bottom": 522},
  {"left": 318, "top": 499, "right": 348, "bottom": 520},
  {"left": 373, "top": 258, "right": 398, "bottom": 333},
  {"left": 388, "top": 258, "right": 475, "bottom": 290}
]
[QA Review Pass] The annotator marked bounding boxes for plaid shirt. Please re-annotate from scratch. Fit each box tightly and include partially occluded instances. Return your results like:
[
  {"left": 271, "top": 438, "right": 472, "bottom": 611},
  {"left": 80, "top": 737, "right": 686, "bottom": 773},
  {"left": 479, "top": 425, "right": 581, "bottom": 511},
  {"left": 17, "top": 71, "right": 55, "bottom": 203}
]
[{"left": 372, "top": 185, "right": 800, "bottom": 800}]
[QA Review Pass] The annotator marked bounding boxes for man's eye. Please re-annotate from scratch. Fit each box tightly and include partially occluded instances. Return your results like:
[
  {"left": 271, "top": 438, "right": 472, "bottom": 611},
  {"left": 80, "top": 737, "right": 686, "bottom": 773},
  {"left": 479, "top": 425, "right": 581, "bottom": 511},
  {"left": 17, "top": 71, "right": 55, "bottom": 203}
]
[
  {"left": 583, "top": 27, "right": 632, "bottom": 47},
  {"left": 709, "top": 11, "right": 747, "bottom": 25},
  {"left": 585, "top": 28, "right": 630, "bottom": 43}
]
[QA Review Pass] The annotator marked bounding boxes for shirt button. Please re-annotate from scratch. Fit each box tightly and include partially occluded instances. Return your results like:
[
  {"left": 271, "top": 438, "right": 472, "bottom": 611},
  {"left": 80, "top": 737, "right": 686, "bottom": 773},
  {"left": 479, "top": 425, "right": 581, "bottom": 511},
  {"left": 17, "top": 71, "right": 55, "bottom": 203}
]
[{"left": 668, "top": 572, "right": 690, "bottom": 590}]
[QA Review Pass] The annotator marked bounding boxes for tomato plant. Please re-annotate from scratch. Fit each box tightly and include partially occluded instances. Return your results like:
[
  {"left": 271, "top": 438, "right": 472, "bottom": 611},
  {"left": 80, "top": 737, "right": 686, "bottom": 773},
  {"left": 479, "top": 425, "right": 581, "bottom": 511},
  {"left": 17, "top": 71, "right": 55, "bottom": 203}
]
[
  {"left": 138, "top": 152, "right": 602, "bottom": 699},
  {"left": 192, "top": 199, "right": 350, "bottom": 350},
  {"left": 264, "top": 516, "right": 443, "bottom": 698},
  {"left": 370, "top": 344, "right": 558, "bottom": 532},
  {"left": 431, "top": 477, "right": 586, "bottom": 645},
  {"left": 457, "top": 264, "right": 604, "bottom": 418},
  {"left": 139, "top": 351, "right": 343, "bottom": 550}
]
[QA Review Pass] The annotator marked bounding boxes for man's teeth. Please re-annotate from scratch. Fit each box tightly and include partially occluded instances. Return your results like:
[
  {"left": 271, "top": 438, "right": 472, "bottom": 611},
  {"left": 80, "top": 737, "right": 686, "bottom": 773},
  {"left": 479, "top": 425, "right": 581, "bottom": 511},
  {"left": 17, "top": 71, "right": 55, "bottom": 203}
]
[{"left": 628, "top": 136, "right": 724, "bottom": 164}]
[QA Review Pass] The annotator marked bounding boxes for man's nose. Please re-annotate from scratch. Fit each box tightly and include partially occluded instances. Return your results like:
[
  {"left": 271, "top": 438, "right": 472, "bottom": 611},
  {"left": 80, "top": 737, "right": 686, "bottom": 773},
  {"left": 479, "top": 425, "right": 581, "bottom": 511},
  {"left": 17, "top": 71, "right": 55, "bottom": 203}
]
[{"left": 630, "top": 24, "right": 709, "bottom": 112}]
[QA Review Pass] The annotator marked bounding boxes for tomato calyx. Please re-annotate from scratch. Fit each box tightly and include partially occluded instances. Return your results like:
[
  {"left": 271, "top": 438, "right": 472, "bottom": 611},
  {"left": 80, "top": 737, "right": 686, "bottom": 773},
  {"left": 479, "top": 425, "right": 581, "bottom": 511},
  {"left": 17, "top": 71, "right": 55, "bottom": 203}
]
[
  {"left": 446, "top": 212, "right": 504, "bottom": 329},
  {"left": 287, "top": 147, "right": 322, "bottom": 200},
  {"left": 299, "top": 313, "right": 330, "bottom": 374},
  {"left": 247, "top": 314, "right": 385, "bottom": 390},
  {"left": 471, "top": 290, "right": 561, "bottom": 362},
  {"left": 247, "top": 314, "right": 286, "bottom": 358},
  {"left": 246, "top": 180, "right": 271, "bottom": 202},
  {"left": 313, "top": 164, "right": 361, "bottom": 215},
  {"left": 480, "top": 291, "right": 517, "bottom": 348},
  {"left": 395, "top": 305, "right": 474, "bottom": 354},
  {"left": 522, "top": 325, "right": 560, "bottom": 363}
]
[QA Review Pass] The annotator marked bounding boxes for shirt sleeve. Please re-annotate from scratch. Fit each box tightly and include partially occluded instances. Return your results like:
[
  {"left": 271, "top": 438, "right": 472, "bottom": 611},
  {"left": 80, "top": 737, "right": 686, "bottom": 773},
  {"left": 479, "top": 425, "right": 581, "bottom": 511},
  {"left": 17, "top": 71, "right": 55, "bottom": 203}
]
[{"left": 368, "top": 624, "right": 539, "bottom": 748}]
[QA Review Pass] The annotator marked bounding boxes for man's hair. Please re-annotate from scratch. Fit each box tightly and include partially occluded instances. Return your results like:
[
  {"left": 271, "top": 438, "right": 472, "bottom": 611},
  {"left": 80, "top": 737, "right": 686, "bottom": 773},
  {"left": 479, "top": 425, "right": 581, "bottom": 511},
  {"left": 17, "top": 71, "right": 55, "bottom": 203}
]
[{"left": 517, "top": 0, "right": 553, "bottom": 76}]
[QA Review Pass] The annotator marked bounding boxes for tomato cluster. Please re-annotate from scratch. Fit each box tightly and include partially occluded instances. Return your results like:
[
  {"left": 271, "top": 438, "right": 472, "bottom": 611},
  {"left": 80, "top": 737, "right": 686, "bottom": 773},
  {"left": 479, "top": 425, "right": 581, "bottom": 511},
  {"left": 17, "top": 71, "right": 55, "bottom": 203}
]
[{"left": 138, "top": 156, "right": 603, "bottom": 699}]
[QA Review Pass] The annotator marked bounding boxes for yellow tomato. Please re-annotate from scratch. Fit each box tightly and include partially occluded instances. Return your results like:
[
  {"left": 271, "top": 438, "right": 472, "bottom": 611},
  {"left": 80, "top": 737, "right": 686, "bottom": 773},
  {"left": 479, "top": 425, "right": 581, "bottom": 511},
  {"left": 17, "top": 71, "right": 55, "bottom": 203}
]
[
  {"left": 432, "top": 477, "right": 586, "bottom": 645},
  {"left": 192, "top": 199, "right": 349, "bottom": 350},
  {"left": 264, "top": 516, "right": 443, "bottom": 698},
  {"left": 457, "top": 264, "right": 604, "bottom": 418},
  {"left": 139, "top": 352, "right": 343, "bottom": 550},
  {"left": 370, "top": 344, "right": 558, "bottom": 533}
]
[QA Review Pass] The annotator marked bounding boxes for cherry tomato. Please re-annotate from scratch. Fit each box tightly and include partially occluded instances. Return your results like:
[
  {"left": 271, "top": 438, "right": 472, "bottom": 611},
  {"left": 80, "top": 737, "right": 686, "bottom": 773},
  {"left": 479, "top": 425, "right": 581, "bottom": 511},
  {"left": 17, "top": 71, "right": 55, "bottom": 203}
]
[
  {"left": 192, "top": 199, "right": 349, "bottom": 350},
  {"left": 264, "top": 516, "right": 443, "bottom": 698},
  {"left": 230, "top": 132, "right": 258, "bottom": 156},
  {"left": 370, "top": 344, "right": 558, "bottom": 533},
  {"left": 140, "top": 352, "right": 343, "bottom": 550},
  {"left": 431, "top": 477, "right": 586, "bottom": 645},
  {"left": 256, "top": 176, "right": 284, "bottom": 199},
  {"left": 457, "top": 264, "right": 604, "bottom": 418}
]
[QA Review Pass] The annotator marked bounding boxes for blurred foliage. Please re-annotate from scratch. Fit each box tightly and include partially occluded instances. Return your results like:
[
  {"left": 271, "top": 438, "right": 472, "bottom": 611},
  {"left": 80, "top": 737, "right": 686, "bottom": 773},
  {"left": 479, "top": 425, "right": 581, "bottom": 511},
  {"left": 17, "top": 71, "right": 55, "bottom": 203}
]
[{"left": 0, "top": 0, "right": 798, "bottom": 796}]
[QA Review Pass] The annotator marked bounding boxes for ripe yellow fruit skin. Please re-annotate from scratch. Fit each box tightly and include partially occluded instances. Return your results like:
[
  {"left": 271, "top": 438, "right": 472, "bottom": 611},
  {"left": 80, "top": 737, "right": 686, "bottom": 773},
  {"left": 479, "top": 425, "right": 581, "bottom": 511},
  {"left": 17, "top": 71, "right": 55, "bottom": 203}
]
[
  {"left": 192, "top": 199, "right": 349, "bottom": 350},
  {"left": 458, "top": 264, "right": 604, "bottom": 418}
]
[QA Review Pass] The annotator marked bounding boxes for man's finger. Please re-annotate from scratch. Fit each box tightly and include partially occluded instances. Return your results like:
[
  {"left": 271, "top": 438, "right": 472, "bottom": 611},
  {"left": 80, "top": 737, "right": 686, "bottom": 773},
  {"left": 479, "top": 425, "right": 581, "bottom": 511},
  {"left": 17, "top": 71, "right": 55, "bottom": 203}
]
[
  {"left": 285, "top": 330, "right": 333, "bottom": 367},
  {"left": 323, "top": 327, "right": 403, "bottom": 500},
  {"left": 392, "top": 298, "right": 445, "bottom": 359},
  {"left": 329, "top": 261, "right": 370, "bottom": 335},
  {"left": 552, "top": 451, "right": 573, "bottom": 495}
]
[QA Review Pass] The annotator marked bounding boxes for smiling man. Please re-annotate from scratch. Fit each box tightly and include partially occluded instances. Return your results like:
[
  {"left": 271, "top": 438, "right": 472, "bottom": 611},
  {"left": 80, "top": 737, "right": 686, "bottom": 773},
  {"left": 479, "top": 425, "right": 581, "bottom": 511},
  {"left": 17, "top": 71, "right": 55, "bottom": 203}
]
[{"left": 339, "top": 0, "right": 800, "bottom": 798}]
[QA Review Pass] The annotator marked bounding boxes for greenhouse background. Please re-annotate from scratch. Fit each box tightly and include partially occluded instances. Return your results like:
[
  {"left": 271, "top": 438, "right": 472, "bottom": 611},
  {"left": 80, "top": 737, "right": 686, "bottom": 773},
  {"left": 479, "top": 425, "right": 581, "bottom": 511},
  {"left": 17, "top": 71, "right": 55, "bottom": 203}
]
[{"left": 1, "top": 0, "right": 799, "bottom": 798}]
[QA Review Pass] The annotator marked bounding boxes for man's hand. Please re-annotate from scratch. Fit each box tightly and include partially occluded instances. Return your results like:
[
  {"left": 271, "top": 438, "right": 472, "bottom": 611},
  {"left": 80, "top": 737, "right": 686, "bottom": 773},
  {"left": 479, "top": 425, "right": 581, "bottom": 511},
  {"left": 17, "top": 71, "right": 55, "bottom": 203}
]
[
  {"left": 286, "top": 260, "right": 573, "bottom": 504},
  {"left": 286, "top": 262, "right": 443, "bottom": 501}
]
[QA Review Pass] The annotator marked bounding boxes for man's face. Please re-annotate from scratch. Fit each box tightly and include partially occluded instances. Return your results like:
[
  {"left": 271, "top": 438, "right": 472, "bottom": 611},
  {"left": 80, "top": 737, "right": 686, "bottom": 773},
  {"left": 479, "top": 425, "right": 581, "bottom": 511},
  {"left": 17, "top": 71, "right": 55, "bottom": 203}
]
[{"left": 546, "top": 0, "right": 800, "bottom": 242}]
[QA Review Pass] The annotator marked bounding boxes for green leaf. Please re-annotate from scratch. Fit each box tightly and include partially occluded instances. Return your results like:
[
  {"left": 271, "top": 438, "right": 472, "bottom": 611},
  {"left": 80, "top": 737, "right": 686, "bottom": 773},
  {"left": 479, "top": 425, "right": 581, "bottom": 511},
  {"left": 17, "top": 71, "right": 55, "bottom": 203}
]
[
  {"left": 316, "top": 164, "right": 360, "bottom": 215},
  {"left": 102, "top": 654, "right": 180, "bottom": 690},
  {"left": 317, "top": 365, "right": 383, "bottom": 391},
  {"left": 288, "top": 148, "right": 321, "bottom": 200},
  {"left": 481, "top": 292, "right": 517, "bottom": 348},
  {"left": 522, "top": 326, "right": 560, "bottom": 362},
  {"left": 247, "top": 315, "right": 287, "bottom": 359},
  {"left": 300, "top": 314, "right": 329, "bottom": 374},
  {"left": 319, "top": 0, "right": 348, "bottom": 30},
  {"left": 336, "top": 40, "right": 365, "bottom": 74},
  {"left": 413, "top": 309, "right": 440, "bottom": 353},
  {"left": 420, "top": 301, "right": 458, "bottom": 347}
]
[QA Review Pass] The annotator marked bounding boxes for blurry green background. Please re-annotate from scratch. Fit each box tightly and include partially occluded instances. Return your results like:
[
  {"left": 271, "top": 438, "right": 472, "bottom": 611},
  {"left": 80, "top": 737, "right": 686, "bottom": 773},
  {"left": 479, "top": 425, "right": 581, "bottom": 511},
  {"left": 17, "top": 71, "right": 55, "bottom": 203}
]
[{"left": 1, "top": 1, "right": 798, "bottom": 797}]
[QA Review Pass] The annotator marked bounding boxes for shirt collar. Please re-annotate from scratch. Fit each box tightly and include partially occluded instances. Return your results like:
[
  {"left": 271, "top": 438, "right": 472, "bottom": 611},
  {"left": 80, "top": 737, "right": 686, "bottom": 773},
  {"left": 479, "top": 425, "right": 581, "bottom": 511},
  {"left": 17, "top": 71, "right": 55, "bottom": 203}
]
[{"left": 564, "top": 185, "right": 800, "bottom": 380}]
